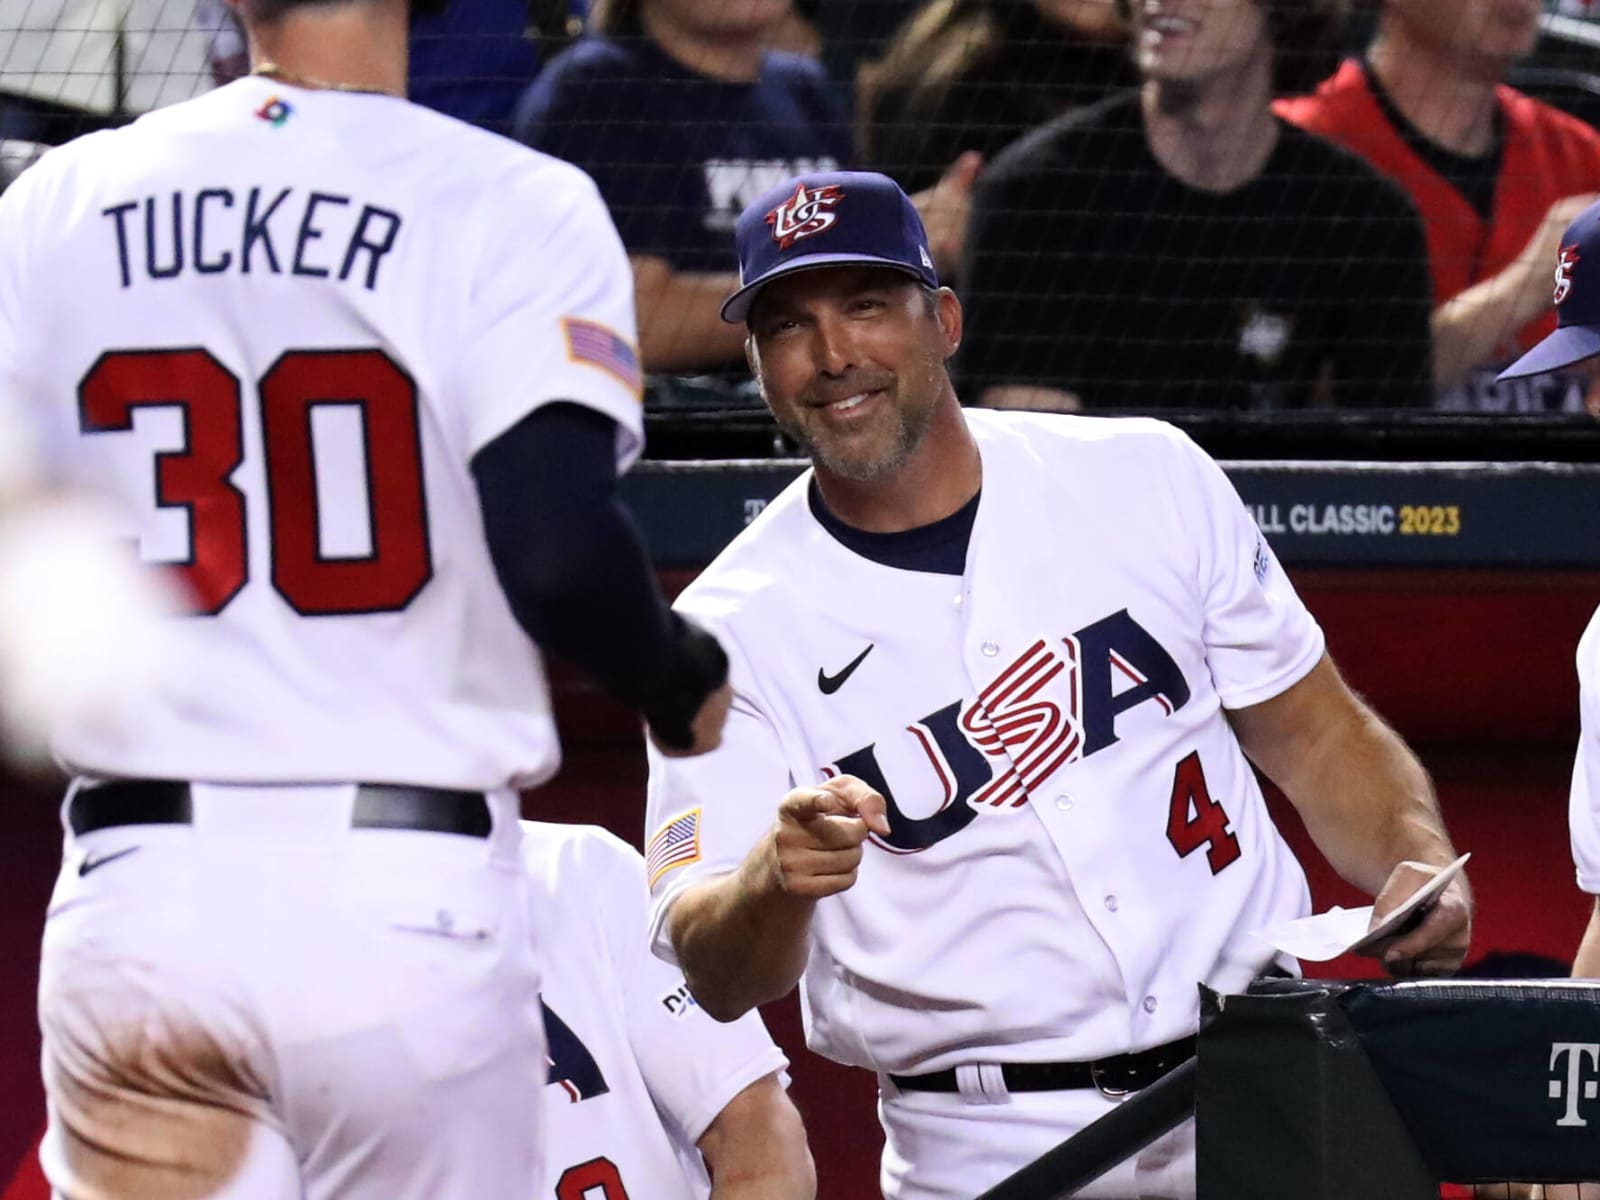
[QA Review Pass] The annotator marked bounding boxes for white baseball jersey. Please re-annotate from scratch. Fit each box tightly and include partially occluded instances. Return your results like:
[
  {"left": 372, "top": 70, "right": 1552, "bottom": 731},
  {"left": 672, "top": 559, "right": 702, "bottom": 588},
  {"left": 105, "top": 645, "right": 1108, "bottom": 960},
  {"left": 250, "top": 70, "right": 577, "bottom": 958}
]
[
  {"left": 1572, "top": 605, "right": 1600, "bottom": 895},
  {"left": 647, "top": 410, "right": 1320, "bottom": 1074},
  {"left": 0, "top": 77, "right": 643, "bottom": 789},
  {"left": 522, "top": 821, "right": 788, "bottom": 1200}
]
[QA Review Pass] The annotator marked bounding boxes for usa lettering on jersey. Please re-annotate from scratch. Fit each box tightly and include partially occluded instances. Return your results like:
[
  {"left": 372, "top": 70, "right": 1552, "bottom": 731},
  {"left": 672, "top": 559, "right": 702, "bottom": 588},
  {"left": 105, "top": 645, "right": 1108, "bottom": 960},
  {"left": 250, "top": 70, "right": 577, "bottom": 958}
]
[{"left": 833, "top": 609, "right": 1190, "bottom": 854}]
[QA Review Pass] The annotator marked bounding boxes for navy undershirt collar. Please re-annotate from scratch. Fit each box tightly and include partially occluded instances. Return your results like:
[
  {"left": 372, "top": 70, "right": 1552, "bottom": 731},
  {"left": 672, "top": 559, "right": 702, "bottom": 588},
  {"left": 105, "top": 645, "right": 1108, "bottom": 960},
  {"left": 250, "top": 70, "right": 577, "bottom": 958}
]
[{"left": 807, "top": 479, "right": 979, "bottom": 576}]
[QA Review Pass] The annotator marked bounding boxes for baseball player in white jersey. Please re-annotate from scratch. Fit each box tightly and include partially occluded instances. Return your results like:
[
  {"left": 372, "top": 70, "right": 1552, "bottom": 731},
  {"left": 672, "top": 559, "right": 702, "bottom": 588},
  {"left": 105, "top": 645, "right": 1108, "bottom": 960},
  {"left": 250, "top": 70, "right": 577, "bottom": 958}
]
[
  {"left": 1498, "top": 200, "right": 1600, "bottom": 989},
  {"left": 1489, "top": 202, "right": 1600, "bottom": 1200},
  {"left": 0, "top": 1, "right": 731, "bottom": 1197},
  {"left": 1568, "top": 609, "right": 1600, "bottom": 974},
  {"left": 643, "top": 170, "right": 1474, "bottom": 1200},
  {"left": 521, "top": 820, "right": 813, "bottom": 1200}
]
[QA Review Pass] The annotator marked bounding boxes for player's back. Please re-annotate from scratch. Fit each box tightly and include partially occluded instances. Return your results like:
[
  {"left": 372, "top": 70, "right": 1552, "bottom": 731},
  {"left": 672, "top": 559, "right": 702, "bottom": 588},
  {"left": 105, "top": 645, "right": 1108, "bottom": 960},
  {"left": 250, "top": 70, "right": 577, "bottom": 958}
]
[{"left": 0, "top": 78, "right": 634, "bottom": 789}]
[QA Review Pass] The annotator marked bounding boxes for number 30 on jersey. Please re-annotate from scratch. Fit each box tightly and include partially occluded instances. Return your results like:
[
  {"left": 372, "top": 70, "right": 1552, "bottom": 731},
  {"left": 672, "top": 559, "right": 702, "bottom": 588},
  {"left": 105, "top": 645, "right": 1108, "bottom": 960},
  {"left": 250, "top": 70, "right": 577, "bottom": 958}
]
[{"left": 79, "top": 346, "right": 431, "bottom": 616}]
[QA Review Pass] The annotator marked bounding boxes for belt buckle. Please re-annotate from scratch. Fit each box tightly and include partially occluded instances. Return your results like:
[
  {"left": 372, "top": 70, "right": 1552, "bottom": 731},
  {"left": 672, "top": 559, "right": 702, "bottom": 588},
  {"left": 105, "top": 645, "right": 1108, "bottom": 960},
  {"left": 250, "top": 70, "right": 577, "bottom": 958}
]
[{"left": 1090, "top": 1057, "right": 1136, "bottom": 1099}]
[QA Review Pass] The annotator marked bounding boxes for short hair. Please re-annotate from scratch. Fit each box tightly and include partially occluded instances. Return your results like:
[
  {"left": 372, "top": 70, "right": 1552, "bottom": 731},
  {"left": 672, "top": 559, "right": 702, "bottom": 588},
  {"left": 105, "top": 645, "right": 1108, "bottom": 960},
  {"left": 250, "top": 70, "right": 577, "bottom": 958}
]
[{"left": 1113, "top": 0, "right": 1348, "bottom": 97}]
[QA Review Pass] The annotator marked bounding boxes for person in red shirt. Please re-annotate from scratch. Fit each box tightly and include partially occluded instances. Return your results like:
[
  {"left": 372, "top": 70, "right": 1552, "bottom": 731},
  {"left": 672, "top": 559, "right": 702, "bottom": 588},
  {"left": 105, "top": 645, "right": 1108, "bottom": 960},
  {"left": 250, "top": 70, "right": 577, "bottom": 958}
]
[{"left": 1276, "top": 0, "right": 1600, "bottom": 413}]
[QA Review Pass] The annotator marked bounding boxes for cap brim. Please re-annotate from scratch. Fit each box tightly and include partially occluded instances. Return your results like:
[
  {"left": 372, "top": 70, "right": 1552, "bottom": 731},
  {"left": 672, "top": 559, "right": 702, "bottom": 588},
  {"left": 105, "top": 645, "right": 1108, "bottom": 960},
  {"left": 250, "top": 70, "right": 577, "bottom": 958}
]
[
  {"left": 1497, "top": 325, "right": 1600, "bottom": 381},
  {"left": 720, "top": 253, "right": 931, "bottom": 324}
]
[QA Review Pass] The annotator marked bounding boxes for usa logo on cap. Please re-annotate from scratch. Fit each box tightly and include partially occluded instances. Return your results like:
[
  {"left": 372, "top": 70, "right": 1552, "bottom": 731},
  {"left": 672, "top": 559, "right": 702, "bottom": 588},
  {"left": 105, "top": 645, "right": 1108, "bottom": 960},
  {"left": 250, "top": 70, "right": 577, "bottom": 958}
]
[
  {"left": 1555, "top": 244, "right": 1581, "bottom": 306},
  {"left": 767, "top": 182, "right": 844, "bottom": 250}
]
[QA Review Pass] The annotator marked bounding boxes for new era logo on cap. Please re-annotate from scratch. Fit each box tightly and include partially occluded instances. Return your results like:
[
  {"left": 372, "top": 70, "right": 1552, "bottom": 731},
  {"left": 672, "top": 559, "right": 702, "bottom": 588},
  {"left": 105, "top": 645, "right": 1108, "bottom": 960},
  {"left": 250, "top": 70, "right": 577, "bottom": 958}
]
[
  {"left": 721, "top": 169, "right": 940, "bottom": 324},
  {"left": 768, "top": 182, "right": 844, "bottom": 250}
]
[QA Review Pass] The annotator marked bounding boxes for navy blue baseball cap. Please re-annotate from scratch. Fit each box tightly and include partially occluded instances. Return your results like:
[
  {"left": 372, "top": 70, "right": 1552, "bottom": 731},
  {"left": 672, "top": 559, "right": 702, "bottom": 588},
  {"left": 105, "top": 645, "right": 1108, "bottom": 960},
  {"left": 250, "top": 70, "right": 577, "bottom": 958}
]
[
  {"left": 1499, "top": 198, "right": 1600, "bottom": 380},
  {"left": 720, "top": 170, "right": 939, "bottom": 325}
]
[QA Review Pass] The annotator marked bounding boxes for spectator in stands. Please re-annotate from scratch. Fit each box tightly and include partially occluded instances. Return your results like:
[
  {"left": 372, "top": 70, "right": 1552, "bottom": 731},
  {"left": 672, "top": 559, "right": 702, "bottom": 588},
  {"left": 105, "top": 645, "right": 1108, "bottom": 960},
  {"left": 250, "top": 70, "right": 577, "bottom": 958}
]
[
  {"left": 1277, "top": 0, "right": 1600, "bottom": 414},
  {"left": 514, "top": 0, "right": 852, "bottom": 373},
  {"left": 860, "top": 0, "right": 1134, "bottom": 195},
  {"left": 959, "top": 0, "right": 1434, "bottom": 413}
]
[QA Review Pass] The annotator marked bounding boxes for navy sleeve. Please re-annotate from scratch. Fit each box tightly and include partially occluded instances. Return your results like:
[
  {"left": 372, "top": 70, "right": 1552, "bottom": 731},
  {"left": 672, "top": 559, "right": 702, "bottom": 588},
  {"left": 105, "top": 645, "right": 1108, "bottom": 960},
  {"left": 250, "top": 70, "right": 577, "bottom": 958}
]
[{"left": 471, "top": 403, "right": 726, "bottom": 749}]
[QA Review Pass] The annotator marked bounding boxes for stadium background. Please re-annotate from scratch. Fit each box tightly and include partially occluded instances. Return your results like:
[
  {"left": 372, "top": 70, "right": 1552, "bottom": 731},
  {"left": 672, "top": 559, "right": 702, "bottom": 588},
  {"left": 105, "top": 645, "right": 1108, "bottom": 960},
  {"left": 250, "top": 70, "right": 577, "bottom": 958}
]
[{"left": 2, "top": 0, "right": 1600, "bottom": 1195}]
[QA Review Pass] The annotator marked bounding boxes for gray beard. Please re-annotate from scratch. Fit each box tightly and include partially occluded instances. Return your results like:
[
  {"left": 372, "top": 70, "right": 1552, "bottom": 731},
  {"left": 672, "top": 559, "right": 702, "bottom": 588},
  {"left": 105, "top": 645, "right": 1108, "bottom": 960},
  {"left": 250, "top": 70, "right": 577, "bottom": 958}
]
[{"left": 788, "top": 406, "right": 927, "bottom": 484}]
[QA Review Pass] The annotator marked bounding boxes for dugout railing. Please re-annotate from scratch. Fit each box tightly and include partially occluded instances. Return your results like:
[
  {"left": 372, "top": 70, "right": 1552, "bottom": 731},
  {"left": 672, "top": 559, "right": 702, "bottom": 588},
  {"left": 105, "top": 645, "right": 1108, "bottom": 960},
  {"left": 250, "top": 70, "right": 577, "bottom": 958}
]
[{"left": 977, "top": 978, "right": 1600, "bottom": 1200}]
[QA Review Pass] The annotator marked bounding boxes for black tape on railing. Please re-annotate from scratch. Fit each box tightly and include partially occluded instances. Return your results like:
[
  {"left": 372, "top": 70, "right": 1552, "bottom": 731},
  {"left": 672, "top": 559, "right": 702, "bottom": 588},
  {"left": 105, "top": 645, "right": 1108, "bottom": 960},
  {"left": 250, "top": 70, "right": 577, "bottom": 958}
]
[{"left": 974, "top": 1057, "right": 1198, "bottom": 1200}]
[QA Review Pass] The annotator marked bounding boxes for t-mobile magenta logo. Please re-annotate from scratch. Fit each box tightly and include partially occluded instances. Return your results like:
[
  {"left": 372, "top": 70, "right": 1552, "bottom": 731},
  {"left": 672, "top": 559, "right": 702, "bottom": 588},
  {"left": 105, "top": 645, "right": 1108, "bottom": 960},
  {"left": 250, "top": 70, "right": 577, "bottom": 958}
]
[{"left": 1550, "top": 1042, "right": 1600, "bottom": 1127}]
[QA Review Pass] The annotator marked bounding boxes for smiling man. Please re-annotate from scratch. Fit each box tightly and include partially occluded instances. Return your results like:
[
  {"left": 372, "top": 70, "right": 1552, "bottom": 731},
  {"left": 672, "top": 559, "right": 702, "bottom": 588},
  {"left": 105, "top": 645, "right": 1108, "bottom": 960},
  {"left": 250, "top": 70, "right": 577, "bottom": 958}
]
[{"left": 641, "top": 169, "right": 1475, "bottom": 1199}]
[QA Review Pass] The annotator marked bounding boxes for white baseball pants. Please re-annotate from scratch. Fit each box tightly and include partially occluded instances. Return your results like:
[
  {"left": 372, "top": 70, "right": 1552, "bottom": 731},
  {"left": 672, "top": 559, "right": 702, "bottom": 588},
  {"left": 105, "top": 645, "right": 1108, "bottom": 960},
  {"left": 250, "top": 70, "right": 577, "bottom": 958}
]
[
  {"left": 37, "top": 782, "right": 547, "bottom": 1200},
  {"left": 879, "top": 1081, "right": 1195, "bottom": 1200}
]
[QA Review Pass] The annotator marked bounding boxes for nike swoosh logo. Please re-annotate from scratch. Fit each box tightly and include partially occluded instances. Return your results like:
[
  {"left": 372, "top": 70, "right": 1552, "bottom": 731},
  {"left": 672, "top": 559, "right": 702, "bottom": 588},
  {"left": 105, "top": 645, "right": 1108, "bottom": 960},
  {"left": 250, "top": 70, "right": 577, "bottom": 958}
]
[
  {"left": 818, "top": 644, "right": 874, "bottom": 695},
  {"left": 78, "top": 846, "right": 140, "bottom": 878}
]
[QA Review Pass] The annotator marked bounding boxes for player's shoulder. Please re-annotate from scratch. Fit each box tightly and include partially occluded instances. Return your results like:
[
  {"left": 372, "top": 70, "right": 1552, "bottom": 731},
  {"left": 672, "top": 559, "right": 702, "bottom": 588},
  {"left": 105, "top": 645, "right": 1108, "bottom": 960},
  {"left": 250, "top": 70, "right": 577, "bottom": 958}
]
[
  {"left": 965, "top": 407, "right": 1196, "bottom": 459},
  {"left": 439, "top": 116, "right": 612, "bottom": 235},
  {"left": 519, "top": 819, "right": 644, "bottom": 891},
  {"left": 671, "top": 472, "right": 825, "bottom": 619},
  {"left": 966, "top": 409, "right": 1217, "bottom": 499}
]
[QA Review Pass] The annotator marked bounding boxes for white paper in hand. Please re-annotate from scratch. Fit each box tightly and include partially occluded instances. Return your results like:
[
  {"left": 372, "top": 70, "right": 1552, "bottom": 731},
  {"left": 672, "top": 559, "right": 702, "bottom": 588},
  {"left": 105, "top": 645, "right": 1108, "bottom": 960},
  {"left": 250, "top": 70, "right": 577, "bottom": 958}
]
[
  {"left": 1252, "top": 853, "right": 1471, "bottom": 963},
  {"left": 1252, "top": 905, "right": 1374, "bottom": 962}
]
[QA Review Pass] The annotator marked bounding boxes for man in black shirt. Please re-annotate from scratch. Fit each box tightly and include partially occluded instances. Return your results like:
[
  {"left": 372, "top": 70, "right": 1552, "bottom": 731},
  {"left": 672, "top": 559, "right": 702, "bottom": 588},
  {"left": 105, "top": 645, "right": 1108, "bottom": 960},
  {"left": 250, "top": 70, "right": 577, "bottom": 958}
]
[{"left": 959, "top": 0, "right": 1434, "bottom": 412}]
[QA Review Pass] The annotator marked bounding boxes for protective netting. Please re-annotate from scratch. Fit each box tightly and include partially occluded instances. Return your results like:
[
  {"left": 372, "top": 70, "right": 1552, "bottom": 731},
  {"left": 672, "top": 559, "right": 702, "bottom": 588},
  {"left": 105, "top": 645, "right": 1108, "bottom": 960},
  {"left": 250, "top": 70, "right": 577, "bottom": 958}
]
[{"left": 4, "top": 2, "right": 1600, "bottom": 423}]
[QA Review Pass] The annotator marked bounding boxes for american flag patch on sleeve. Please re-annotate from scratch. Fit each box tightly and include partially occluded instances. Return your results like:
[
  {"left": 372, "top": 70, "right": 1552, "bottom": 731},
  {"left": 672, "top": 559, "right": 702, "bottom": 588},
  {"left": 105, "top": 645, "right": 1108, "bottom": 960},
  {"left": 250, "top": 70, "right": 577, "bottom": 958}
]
[
  {"left": 562, "top": 317, "right": 643, "bottom": 395},
  {"left": 645, "top": 808, "right": 702, "bottom": 888}
]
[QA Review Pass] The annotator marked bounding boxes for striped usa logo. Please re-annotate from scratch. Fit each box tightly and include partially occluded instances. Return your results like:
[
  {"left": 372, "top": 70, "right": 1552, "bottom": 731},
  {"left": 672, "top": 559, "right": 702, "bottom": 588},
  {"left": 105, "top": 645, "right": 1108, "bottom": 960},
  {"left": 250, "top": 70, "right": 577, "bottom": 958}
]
[{"left": 962, "top": 638, "right": 1084, "bottom": 808}]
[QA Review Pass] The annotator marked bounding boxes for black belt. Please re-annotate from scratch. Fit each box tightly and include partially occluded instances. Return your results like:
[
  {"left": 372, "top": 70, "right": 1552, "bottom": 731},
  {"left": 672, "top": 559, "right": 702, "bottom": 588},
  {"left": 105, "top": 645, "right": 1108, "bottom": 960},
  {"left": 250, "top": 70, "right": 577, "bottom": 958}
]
[
  {"left": 69, "top": 780, "right": 493, "bottom": 839},
  {"left": 888, "top": 1035, "right": 1196, "bottom": 1097}
]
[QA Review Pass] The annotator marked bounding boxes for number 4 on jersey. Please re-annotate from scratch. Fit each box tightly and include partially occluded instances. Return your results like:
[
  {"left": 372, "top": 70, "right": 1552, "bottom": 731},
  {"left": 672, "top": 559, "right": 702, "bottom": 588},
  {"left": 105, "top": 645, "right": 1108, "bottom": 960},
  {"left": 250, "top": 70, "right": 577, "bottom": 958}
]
[{"left": 1165, "top": 751, "right": 1240, "bottom": 873}]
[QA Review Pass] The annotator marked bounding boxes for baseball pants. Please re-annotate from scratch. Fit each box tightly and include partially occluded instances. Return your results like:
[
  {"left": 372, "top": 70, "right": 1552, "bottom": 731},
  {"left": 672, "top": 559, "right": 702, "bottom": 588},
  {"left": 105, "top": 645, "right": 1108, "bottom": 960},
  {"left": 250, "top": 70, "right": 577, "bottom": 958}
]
[
  {"left": 37, "top": 781, "right": 547, "bottom": 1200},
  {"left": 879, "top": 1080, "right": 1195, "bottom": 1200}
]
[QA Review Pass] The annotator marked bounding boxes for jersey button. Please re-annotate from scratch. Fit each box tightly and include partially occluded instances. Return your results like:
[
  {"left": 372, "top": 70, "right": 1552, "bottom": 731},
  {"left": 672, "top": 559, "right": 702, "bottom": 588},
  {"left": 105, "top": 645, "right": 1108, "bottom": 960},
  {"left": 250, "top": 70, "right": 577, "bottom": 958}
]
[
  {"left": 1054, "top": 794, "right": 1073, "bottom": 812},
  {"left": 981, "top": 640, "right": 999, "bottom": 657},
  {"left": 1143, "top": 996, "right": 1159, "bottom": 1014},
  {"left": 1103, "top": 895, "right": 1119, "bottom": 913},
  {"left": 953, "top": 594, "right": 964, "bottom": 609}
]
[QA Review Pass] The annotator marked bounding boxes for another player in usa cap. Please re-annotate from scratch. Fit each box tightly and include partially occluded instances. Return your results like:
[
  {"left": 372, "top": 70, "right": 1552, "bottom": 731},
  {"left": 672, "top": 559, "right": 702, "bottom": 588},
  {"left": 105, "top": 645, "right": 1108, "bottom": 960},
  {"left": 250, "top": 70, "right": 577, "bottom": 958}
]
[
  {"left": 1499, "top": 197, "right": 1600, "bottom": 381},
  {"left": 720, "top": 170, "right": 938, "bottom": 325}
]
